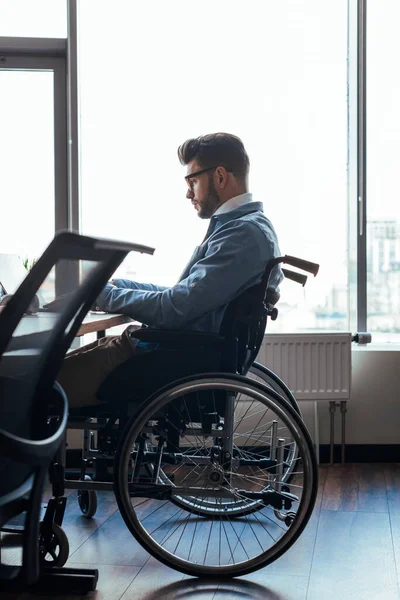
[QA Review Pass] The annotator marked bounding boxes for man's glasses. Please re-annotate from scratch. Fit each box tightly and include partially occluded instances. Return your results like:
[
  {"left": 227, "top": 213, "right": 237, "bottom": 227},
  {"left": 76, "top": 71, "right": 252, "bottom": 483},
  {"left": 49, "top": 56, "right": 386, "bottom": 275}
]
[{"left": 185, "top": 166, "right": 231, "bottom": 188}]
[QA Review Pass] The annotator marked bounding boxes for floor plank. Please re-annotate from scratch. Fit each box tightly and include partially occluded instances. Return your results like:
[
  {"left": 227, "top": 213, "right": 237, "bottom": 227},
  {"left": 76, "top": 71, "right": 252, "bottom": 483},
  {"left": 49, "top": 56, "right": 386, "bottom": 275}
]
[
  {"left": 119, "top": 557, "right": 187, "bottom": 599},
  {"left": 307, "top": 509, "right": 399, "bottom": 600},
  {"left": 322, "top": 464, "right": 389, "bottom": 513},
  {"left": 240, "top": 573, "right": 309, "bottom": 600},
  {"left": 384, "top": 463, "right": 400, "bottom": 577},
  {"left": 357, "top": 464, "right": 389, "bottom": 513},
  {"left": 68, "top": 510, "right": 150, "bottom": 567},
  {"left": 263, "top": 462, "right": 326, "bottom": 577},
  {"left": 61, "top": 489, "right": 118, "bottom": 554}
]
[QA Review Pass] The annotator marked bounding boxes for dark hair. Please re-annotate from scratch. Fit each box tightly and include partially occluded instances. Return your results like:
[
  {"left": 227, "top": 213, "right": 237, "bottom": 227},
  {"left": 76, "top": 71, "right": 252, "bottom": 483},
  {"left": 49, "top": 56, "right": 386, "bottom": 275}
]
[{"left": 177, "top": 132, "right": 250, "bottom": 180}]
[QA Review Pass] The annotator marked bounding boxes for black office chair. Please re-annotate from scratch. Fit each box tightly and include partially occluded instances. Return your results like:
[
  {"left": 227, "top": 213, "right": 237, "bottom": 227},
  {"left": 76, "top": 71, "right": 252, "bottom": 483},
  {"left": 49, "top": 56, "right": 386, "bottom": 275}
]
[
  {"left": 66, "top": 255, "right": 320, "bottom": 578},
  {"left": 0, "top": 231, "right": 153, "bottom": 593}
]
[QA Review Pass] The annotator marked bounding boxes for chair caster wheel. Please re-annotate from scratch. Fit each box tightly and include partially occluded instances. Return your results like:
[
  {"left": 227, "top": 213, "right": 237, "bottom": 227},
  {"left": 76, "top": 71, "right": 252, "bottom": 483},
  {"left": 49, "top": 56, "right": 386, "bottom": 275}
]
[
  {"left": 39, "top": 522, "right": 69, "bottom": 567},
  {"left": 285, "top": 512, "right": 296, "bottom": 527},
  {"left": 78, "top": 474, "right": 98, "bottom": 518}
]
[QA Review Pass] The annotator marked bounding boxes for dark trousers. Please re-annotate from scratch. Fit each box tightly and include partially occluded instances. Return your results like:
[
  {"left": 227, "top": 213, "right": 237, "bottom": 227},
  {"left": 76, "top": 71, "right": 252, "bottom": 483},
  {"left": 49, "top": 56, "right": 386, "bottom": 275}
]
[{"left": 57, "top": 326, "right": 136, "bottom": 408}]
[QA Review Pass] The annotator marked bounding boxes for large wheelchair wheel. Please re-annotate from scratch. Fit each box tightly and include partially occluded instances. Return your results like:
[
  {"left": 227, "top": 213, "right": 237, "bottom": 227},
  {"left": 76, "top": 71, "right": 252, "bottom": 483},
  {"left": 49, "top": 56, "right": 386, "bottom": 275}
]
[
  {"left": 114, "top": 373, "right": 317, "bottom": 578},
  {"left": 158, "top": 362, "right": 300, "bottom": 516}
]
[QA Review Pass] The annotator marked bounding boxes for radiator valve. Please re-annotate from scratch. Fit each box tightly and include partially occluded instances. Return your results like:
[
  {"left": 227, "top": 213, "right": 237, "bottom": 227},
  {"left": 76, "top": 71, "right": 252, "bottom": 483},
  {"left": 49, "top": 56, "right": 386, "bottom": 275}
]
[{"left": 352, "top": 332, "right": 372, "bottom": 345}]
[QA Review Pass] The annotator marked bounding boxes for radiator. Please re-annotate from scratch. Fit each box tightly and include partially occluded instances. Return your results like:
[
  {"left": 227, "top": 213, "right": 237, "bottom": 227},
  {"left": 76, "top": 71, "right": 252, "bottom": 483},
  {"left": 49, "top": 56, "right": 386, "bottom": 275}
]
[
  {"left": 257, "top": 332, "right": 353, "bottom": 464},
  {"left": 257, "top": 332, "right": 352, "bottom": 402}
]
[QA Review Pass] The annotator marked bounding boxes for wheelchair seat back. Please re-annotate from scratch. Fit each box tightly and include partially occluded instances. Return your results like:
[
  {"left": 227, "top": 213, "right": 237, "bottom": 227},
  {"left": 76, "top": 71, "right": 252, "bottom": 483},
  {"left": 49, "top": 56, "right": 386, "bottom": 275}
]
[{"left": 219, "top": 282, "right": 279, "bottom": 376}]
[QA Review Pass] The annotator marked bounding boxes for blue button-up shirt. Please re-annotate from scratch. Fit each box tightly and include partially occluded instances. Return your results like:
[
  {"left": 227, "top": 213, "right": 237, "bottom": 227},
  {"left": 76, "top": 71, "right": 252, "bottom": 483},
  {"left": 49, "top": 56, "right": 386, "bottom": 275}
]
[{"left": 96, "top": 200, "right": 282, "bottom": 333}]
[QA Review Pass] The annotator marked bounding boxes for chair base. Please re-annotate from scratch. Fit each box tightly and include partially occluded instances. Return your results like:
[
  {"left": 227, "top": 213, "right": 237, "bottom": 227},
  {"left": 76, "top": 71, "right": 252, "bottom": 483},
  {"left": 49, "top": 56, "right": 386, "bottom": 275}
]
[{"left": 1, "top": 567, "right": 98, "bottom": 594}]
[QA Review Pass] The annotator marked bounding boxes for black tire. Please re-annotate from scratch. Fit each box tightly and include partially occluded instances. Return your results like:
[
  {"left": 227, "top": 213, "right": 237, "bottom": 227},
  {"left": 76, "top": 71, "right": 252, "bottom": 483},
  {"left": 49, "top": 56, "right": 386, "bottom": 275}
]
[
  {"left": 113, "top": 373, "right": 318, "bottom": 578},
  {"left": 248, "top": 362, "right": 301, "bottom": 416},
  {"left": 39, "top": 522, "right": 69, "bottom": 567},
  {"left": 78, "top": 474, "right": 98, "bottom": 519}
]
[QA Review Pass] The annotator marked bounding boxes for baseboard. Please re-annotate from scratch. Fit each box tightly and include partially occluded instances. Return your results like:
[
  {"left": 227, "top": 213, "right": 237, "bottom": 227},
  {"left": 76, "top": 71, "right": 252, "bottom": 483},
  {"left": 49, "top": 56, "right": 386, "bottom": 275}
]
[
  {"left": 66, "top": 445, "right": 400, "bottom": 469},
  {"left": 319, "top": 444, "right": 400, "bottom": 463}
]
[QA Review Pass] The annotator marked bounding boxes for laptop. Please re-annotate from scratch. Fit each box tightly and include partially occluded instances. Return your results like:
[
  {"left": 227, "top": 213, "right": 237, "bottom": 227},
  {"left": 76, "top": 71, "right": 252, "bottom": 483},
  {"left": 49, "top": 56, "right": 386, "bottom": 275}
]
[{"left": 0, "top": 254, "right": 28, "bottom": 297}]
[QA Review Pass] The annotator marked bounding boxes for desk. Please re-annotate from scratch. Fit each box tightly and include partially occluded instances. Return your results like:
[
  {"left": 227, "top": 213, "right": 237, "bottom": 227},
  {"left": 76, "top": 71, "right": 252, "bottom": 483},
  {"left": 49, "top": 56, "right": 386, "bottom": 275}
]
[
  {"left": 0, "top": 311, "right": 135, "bottom": 387},
  {"left": 12, "top": 311, "right": 133, "bottom": 338},
  {"left": 78, "top": 312, "right": 133, "bottom": 337}
]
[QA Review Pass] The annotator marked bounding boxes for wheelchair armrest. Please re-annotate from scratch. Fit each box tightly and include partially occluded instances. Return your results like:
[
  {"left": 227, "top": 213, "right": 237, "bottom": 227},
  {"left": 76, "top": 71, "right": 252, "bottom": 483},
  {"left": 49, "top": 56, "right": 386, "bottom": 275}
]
[{"left": 131, "top": 327, "right": 224, "bottom": 346}]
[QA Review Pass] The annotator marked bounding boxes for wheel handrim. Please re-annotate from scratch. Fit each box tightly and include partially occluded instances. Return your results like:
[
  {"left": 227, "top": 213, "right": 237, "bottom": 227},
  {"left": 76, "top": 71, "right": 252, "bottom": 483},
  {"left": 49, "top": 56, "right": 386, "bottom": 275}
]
[{"left": 115, "top": 375, "right": 317, "bottom": 576}]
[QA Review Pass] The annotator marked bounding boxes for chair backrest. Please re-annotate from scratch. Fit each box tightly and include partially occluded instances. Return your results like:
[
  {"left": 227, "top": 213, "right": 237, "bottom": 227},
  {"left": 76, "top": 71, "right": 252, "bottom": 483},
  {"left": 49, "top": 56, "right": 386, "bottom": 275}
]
[
  {"left": 219, "top": 276, "right": 279, "bottom": 376},
  {"left": 0, "top": 231, "right": 154, "bottom": 499}
]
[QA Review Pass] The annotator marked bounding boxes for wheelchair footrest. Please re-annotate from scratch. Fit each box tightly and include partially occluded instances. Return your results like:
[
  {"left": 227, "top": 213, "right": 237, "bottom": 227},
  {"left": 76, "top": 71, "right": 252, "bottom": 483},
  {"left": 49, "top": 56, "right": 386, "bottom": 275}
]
[
  {"left": 238, "top": 489, "right": 298, "bottom": 510},
  {"left": 129, "top": 483, "right": 173, "bottom": 500}
]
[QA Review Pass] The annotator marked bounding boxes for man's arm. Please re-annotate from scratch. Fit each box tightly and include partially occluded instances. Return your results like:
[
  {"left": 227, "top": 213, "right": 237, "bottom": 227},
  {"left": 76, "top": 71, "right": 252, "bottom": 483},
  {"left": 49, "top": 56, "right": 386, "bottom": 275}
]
[
  {"left": 95, "top": 220, "right": 281, "bottom": 329},
  {"left": 111, "top": 278, "right": 168, "bottom": 293}
]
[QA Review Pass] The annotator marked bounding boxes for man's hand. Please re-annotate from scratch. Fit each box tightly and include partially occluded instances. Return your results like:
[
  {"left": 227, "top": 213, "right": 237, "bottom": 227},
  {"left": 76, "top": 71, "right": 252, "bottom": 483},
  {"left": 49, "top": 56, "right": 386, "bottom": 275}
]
[{"left": 42, "top": 292, "right": 73, "bottom": 312}]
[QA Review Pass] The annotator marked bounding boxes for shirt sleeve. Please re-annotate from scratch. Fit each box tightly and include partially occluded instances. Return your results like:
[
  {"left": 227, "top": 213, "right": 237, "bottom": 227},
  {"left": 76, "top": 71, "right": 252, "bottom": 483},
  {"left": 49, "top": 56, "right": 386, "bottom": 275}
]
[
  {"left": 111, "top": 278, "right": 168, "bottom": 292},
  {"left": 96, "top": 220, "right": 279, "bottom": 329}
]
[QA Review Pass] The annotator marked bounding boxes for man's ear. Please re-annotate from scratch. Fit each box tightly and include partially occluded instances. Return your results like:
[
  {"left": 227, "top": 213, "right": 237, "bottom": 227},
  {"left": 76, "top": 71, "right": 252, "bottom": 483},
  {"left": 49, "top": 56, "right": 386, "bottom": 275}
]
[{"left": 216, "top": 166, "right": 228, "bottom": 188}]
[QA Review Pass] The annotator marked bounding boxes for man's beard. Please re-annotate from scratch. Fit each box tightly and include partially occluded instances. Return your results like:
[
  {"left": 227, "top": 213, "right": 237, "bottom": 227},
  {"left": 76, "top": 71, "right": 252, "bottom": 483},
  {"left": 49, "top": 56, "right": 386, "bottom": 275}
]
[{"left": 198, "top": 177, "right": 221, "bottom": 219}]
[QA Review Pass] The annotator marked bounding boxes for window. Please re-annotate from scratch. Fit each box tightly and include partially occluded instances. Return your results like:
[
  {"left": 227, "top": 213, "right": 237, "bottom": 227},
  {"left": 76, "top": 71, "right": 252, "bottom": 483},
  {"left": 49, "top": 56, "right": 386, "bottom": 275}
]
[
  {"left": 0, "top": 69, "right": 56, "bottom": 259},
  {"left": 366, "top": 0, "right": 400, "bottom": 343},
  {"left": 0, "top": 0, "right": 66, "bottom": 37},
  {"left": 78, "top": 0, "right": 348, "bottom": 334}
]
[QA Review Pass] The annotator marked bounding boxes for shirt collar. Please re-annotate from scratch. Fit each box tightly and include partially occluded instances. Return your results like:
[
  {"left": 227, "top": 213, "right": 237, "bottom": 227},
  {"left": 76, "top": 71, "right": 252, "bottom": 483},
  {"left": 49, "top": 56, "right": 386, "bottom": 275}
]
[{"left": 213, "top": 192, "right": 253, "bottom": 217}]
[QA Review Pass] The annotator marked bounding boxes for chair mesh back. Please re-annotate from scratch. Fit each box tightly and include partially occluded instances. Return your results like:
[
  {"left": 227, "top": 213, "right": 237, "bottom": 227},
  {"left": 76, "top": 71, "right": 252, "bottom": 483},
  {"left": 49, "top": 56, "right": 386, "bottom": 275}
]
[{"left": 0, "top": 232, "right": 153, "bottom": 497}]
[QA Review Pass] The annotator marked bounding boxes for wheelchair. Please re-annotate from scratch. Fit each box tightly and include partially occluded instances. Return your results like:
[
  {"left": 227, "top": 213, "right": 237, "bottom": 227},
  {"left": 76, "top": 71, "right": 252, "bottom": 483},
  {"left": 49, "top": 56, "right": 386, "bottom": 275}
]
[{"left": 64, "top": 254, "right": 320, "bottom": 578}]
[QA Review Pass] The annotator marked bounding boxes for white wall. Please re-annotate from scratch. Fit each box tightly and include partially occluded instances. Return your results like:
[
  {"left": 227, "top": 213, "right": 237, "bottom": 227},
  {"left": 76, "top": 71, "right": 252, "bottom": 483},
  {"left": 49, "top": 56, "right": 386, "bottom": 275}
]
[{"left": 302, "top": 348, "right": 400, "bottom": 445}]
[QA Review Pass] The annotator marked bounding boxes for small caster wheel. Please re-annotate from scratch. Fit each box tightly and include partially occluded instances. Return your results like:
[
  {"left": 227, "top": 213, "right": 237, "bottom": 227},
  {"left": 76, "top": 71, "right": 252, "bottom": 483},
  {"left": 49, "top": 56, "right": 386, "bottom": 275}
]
[
  {"left": 78, "top": 474, "right": 98, "bottom": 518},
  {"left": 284, "top": 511, "right": 296, "bottom": 527},
  {"left": 39, "top": 522, "right": 69, "bottom": 567}
]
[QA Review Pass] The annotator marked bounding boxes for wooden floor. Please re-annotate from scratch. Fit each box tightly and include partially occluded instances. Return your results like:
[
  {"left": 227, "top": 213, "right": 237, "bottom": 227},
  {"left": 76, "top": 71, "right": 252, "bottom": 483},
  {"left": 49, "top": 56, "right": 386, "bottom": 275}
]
[{"left": 3, "top": 463, "right": 400, "bottom": 600}]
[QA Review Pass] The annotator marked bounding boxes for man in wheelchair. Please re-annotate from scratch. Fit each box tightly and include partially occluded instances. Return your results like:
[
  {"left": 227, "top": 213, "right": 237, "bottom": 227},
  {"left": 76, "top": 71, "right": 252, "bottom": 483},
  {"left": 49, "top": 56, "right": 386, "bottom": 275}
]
[
  {"left": 52, "top": 133, "right": 318, "bottom": 578},
  {"left": 0, "top": 133, "right": 319, "bottom": 585},
  {"left": 56, "top": 132, "right": 283, "bottom": 409}
]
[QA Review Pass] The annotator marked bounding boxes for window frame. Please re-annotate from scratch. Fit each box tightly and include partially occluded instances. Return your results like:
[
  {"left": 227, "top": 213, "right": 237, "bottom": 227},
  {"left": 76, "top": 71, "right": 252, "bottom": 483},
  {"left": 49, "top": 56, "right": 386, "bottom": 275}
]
[
  {"left": 0, "top": 44, "right": 68, "bottom": 235},
  {"left": 0, "top": 24, "right": 80, "bottom": 294},
  {"left": 356, "top": 0, "right": 368, "bottom": 334}
]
